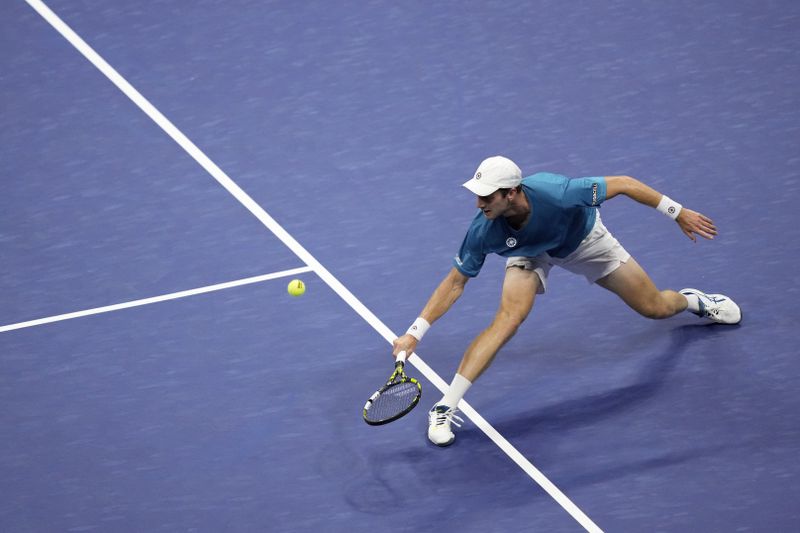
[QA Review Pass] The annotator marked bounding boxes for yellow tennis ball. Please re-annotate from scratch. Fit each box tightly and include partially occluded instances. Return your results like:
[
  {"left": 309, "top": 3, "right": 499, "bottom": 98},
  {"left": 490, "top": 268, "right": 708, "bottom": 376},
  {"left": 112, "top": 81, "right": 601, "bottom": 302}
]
[{"left": 287, "top": 279, "right": 305, "bottom": 296}]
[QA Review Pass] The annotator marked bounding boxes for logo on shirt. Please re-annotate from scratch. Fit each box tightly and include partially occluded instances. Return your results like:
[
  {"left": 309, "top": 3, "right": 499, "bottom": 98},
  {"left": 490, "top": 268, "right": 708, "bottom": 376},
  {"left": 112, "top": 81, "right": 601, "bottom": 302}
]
[
  {"left": 506, "top": 237, "right": 517, "bottom": 248},
  {"left": 592, "top": 183, "right": 598, "bottom": 205}
]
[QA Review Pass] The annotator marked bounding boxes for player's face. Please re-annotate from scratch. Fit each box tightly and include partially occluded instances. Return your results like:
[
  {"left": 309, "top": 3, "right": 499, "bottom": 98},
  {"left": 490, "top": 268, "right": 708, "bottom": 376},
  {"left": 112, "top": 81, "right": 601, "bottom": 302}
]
[{"left": 476, "top": 190, "right": 511, "bottom": 219}]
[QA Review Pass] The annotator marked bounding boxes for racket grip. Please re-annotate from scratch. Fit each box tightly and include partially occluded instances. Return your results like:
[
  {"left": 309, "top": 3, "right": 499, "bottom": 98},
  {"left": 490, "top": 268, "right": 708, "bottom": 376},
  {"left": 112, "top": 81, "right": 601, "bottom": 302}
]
[{"left": 395, "top": 350, "right": 408, "bottom": 364}]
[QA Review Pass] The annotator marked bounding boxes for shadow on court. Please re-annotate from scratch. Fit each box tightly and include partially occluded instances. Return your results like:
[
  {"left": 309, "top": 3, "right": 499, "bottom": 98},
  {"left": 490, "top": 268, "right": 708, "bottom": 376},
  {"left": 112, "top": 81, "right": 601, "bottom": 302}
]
[
  {"left": 487, "top": 324, "right": 725, "bottom": 431},
  {"left": 337, "top": 323, "right": 742, "bottom": 519},
  {"left": 457, "top": 324, "right": 739, "bottom": 487}
]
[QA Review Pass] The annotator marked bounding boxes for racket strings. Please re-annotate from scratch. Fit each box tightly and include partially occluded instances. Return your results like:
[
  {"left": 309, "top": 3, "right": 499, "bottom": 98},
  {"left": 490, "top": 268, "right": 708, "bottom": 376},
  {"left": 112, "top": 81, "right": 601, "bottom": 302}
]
[{"left": 366, "top": 381, "right": 419, "bottom": 422}]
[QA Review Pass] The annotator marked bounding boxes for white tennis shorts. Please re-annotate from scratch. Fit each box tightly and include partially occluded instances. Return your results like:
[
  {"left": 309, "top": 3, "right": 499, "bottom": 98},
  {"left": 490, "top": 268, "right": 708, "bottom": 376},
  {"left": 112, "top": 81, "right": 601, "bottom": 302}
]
[{"left": 505, "top": 212, "right": 630, "bottom": 294}]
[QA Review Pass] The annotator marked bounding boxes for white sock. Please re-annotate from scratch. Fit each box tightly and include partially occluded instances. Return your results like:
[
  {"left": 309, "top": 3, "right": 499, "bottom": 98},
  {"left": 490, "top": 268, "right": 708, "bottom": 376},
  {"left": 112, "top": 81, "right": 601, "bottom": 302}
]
[
  {"left": 439, "top": 374, "right": 472, "bottom": 409},
  {"left": 683, "top": 292, "right": 701, "bottom": 313}
]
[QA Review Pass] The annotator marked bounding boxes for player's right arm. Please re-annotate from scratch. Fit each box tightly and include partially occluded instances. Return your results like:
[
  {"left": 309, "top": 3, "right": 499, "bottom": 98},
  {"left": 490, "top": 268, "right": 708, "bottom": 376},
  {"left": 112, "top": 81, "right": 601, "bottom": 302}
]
[{"left": 392, "top": 267, "right": 469, "bottom": 357}]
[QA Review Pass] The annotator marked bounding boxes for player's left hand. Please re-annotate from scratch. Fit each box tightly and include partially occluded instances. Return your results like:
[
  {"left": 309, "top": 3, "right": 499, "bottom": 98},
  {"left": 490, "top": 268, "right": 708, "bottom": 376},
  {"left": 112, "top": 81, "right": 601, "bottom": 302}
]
[{"left": 676, "top": 208, "right": 717, "bottom": 242}]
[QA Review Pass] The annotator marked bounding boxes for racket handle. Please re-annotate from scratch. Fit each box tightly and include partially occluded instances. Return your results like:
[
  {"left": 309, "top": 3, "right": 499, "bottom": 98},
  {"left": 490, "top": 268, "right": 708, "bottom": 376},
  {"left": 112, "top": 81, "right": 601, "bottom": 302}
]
[{"left": 395, "top": 350, "right": 408, "bottom": 364}]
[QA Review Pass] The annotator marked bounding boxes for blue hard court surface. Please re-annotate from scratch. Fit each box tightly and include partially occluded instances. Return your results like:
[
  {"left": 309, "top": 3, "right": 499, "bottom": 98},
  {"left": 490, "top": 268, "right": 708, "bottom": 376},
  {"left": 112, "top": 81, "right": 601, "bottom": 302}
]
[{"left": 1, "top": 1, "right": 799, "bottom": 531}]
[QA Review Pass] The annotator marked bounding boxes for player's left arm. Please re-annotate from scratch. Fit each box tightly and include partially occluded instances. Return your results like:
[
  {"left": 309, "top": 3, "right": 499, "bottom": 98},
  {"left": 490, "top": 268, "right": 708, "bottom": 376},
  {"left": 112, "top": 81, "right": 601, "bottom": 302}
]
[{"left": 604, "top": 175, "right": 718, "bottom": 242}]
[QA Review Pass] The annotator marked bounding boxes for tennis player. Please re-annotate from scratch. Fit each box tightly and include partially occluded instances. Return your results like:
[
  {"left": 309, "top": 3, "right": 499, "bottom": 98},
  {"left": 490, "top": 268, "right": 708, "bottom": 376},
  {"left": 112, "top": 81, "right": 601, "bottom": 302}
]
[{"left": 393, "top": 156, "right": 741, "bottom": 447}]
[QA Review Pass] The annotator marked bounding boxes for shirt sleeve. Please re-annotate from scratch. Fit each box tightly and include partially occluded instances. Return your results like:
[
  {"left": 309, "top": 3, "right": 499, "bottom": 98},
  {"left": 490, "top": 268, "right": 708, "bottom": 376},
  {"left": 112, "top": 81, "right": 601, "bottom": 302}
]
[
  {"left": 453, "top": 225, "right": 486, "bottom": 278},
  {"left": 560, "top": 176, "right": 607, "bottom": 207}
]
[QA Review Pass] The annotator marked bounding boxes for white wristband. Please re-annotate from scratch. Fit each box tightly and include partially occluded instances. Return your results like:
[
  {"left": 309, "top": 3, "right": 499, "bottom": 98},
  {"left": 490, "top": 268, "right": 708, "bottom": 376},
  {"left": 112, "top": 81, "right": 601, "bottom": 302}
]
[
  {"left": 406, "top": 317, "right": 430, "bottom": 341},
  {"left": 656, "top": 194, "right": 683, "bottom": 220}
]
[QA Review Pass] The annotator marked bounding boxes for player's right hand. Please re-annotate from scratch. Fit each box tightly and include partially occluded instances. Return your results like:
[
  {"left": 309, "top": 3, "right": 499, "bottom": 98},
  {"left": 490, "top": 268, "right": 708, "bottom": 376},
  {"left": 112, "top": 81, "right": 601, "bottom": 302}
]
[{"left": 392, "top": 334, "right": 418, "bottom": 359}]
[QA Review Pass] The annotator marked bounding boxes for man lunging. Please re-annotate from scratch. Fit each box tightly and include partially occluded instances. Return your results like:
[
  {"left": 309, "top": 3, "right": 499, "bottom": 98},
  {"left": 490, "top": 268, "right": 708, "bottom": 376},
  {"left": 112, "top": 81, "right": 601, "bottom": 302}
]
[{"left": 392, "top": 156, "right": 741, "bottom": 447}]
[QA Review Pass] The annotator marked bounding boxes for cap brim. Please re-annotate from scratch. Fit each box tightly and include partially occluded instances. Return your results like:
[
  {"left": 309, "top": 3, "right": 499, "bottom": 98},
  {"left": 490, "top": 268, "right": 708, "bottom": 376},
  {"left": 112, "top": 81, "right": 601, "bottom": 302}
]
[{"left": 462, "top": 178, "right": 499, "bottom": 196}]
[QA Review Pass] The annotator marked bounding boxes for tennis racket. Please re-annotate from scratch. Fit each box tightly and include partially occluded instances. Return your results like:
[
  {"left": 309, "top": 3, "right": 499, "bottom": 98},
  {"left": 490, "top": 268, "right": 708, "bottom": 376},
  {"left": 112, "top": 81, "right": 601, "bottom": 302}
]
[{"left": 363, "top": 351, "right": 422, "bottom": 425}]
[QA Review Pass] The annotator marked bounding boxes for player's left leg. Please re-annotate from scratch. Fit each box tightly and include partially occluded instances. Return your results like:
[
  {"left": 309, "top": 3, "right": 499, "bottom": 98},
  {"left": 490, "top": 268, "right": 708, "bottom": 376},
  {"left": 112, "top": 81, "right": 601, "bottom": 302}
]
[
  {"left": 595, "top": 257, "right": 687, "bottom": 319},
  {"left": 596, "top": 256, "right": 741, "bottom": 323},
  {"left": 563, "top": 213, "right": 740, "bottom": 323}
]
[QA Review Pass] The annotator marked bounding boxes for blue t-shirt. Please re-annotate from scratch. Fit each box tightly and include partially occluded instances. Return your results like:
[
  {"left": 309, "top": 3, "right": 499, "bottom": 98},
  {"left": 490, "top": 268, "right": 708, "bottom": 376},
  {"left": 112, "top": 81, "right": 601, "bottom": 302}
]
[{"left": 453, "top": 173, "right": 607, "bottom": 277}]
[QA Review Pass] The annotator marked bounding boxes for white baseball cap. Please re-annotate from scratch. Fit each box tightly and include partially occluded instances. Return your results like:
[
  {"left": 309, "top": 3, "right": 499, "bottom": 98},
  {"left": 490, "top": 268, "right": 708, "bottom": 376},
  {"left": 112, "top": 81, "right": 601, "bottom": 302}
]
[{"left": 462, "top": 156, "right": 522, "bottom": 196}]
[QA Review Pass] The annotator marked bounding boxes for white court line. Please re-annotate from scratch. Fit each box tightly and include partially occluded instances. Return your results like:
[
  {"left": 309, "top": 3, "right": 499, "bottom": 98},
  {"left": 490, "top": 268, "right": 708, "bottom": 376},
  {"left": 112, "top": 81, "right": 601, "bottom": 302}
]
[
  {"left": 0, "top": 266, "right": 313, "bottom": 333},
  {"left": 23, "top": 2, "right": 603, "bottom": 531}
]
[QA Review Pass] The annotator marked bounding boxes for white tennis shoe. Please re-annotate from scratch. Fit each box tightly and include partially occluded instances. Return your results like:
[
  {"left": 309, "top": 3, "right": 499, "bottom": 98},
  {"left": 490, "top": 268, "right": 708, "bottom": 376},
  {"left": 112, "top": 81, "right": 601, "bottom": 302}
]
[
  {"left": 427, "top": 404, "right": 463, "bottom": 447},
  {"left": 680, "top": 288, "right": 742, "bottom": 324}
]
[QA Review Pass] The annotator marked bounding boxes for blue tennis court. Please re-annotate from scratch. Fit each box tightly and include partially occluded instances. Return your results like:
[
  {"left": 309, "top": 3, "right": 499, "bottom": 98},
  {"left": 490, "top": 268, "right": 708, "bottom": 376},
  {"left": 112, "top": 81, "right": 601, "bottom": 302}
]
[{"left": 2, "top": 1, "right": 799, "bottom": 531}]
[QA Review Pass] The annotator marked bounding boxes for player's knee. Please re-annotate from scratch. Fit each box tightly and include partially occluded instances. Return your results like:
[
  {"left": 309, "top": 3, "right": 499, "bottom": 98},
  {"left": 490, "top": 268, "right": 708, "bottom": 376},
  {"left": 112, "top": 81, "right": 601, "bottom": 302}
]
[{"left": 492, "top": 310, "right": 526, "bottom": 336}]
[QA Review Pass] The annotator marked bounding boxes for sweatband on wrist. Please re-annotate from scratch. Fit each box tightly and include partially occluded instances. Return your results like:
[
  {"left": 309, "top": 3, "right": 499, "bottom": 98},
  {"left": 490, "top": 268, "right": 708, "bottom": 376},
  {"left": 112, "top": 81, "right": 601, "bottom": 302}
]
[
  {"left": 406, "top": 317, "right": 430, "bottom": 341},
  {"left": 656, "top": 194, "right": 683, "bottom": 220}
]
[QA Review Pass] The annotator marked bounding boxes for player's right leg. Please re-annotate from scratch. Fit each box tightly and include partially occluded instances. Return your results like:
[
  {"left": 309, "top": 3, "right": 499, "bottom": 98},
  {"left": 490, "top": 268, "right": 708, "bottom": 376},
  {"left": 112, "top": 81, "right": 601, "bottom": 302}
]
[
  {"left": 428, "top": 265, "right": 541, "bottom": 446},
  {"left": 456, "top": 265, "right": 540, "bottom": 380}
]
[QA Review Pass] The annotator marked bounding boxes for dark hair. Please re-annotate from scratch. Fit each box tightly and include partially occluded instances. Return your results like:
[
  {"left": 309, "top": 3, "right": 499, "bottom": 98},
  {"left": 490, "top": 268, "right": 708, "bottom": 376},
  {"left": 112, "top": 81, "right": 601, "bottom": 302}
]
[{"left": 497, "top": 185, "right": 522, "bottom": 197}]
